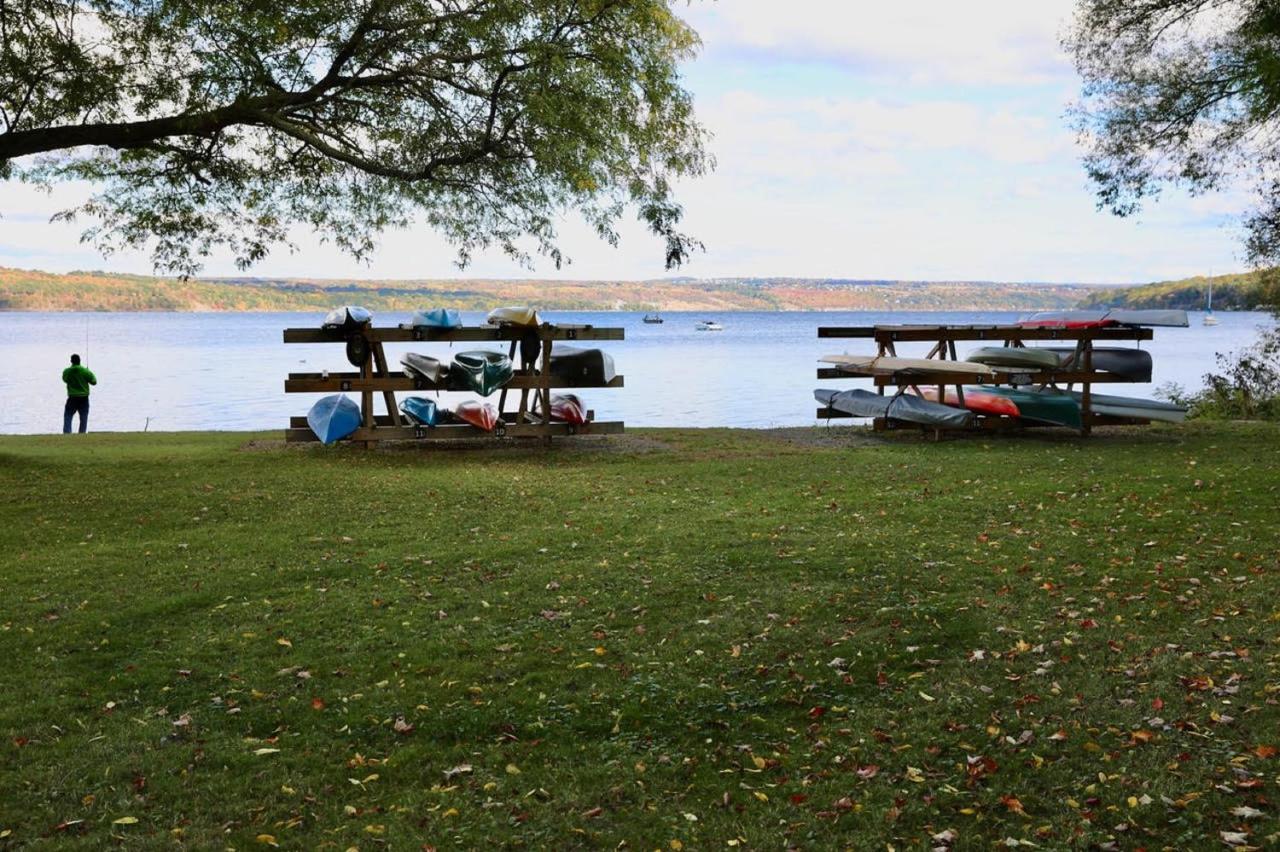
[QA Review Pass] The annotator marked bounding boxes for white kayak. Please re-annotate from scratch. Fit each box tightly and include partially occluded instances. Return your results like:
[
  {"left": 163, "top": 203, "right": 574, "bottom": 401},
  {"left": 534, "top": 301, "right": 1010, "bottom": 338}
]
[{"left": 820, "top": 354, "right": 995, "bottom": 378}]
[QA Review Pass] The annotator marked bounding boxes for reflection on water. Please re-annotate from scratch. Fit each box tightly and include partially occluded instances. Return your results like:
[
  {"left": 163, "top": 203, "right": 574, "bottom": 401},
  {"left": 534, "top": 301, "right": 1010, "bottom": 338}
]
[{"left": 0, "top": 310, "right": 1270, "bottom": 433}]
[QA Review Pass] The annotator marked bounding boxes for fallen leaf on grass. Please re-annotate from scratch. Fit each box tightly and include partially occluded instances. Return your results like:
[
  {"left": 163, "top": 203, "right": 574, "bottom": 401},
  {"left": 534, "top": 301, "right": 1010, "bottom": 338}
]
[
  {"left": 254, "top": 748, "right": 280, "bottom": 756},
  {"left": 112, "top": 817, "right": 138, "bottom": 825}
]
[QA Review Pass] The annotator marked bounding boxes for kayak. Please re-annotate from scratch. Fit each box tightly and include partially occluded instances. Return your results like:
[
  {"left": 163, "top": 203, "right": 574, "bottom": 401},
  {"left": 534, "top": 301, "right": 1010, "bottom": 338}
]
[
  {"left": 965, "top": 346, "right": 1061, "bottom": 371},
  {"left": 1105, "top": 309, "right": 1189, "bottom": 328},
  {"left": 549, "top": 346, "right": 617, "bottom": 386},
  {"left": 410, "top": 308, "right": 462, "bottom": 329},
  {"left": 820, "top": 354, "right": 995, "bottom": 378},
  {"left": 400, "top": 396, "right": 443, "bottom": 427},
  {"left": 449, "top": 350, "right": 514, "bottom": 396},
  {"left": 322, "top": 306, "right": 372, "bottom": 330},
  {"left": 401, "top": 352, "right": 449, "bottom": 385},
  {"left": 534, "top": 393, "right": 588, "bottom": 425},
  {"left": 307, "top": 394, "right": 362, "bottom": 445},
  {"left": 1032, "top": 388, "right": 1188, "bottom": 423},
  {"left": 1018, "top": 311, "right": 1115, "bottom": 329},
  {"left": 916, "top": 386, "right": 1020, "bottom": 418},
  {"left": 1046, "top": 347, "right": 1153, "bottom": 381},
  {"left": 815, "top": 388, "right": 974, "bottom": 428},
  {"left": 487, "top": 306, "right": 541, "bottom": 327},
  {"left": 454, "top": 400, "right": 501, "bottom": 432},
  {"left": 975, "top": 386, "right": 1082, "bottom": 429}
]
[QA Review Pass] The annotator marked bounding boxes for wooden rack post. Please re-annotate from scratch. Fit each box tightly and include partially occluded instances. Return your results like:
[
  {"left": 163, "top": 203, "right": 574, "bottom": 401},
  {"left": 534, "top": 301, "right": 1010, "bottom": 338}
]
[
  {"left": 816, "top": 324, "right": 1156, "bottom": 436},
  {"left": 283, "top": 323, "right": 625, "bottom": 446}
]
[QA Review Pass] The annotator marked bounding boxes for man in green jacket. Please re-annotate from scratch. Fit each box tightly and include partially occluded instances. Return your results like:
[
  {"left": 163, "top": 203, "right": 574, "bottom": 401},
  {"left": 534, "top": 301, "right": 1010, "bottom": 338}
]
[{"left": 62, "top": 353, "right": 97, "bottom": 434}]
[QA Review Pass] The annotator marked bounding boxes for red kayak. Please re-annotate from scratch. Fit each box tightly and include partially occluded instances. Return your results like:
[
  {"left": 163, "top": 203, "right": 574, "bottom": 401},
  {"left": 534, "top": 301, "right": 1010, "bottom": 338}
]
[
  {"left": 454, "top": 401, "right": 500, "bottom": 432},
  {"left": 536, "top": 393, "right": 587, "bottom": 425},
  {"left": 918, "top": 387, "right": 1019, "bottom": 418}
]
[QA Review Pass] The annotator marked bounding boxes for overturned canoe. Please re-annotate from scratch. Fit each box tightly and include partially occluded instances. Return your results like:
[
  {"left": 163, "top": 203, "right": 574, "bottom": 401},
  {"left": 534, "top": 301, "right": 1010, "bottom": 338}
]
[
  {"left": 966, "top": 346, "right": 1061, "bottom": 371},
  {"left": 820, "top": 354, "right": 995, "bottom": 378},
  {"left": 549, "top": 346, "right": 617, "bottom": 386},
  {"left": 449, "top": 351, "right": 513, "bottom": 396},
  {"left": 1046, "top": 347, "right": 1153, "bottom": 382},
  {"left": 815, "top": 388, "right": 975, "bottom": 428},
  {"left": 534, "top": 393, "right": 588, "bottom": 425},
  {"left": 454, "top": 400, "right": 501, "bottom": 432},
  {"left": 1032, "top": 389, "right": 1187, "bottom": 423},
  {"left": 401, "top": 352, "right": 449, "bottom": 385},
  {"left": 976, "top": 386, "right": 1082, "bottom": 429},
  {"left": 1018, "top": 311, "right": 1115, "bottom": 329},
  {"left": 322, "top": 306, "right": 372, "bottom": 330},
  {"left": 487, "top": 306, "right": 541, "bottom": 327},
  {"left": 400, "top": 396, "right": 443, "bottom": 427},
  {"left": 1105, "top": 309, "right": 1189, "bottom": 328},
  {"left": 410, "top": 308, "right": 462, "bottom": 329},
  {"left": 307, "top": 394, "right": 362, "bottom": 445}
]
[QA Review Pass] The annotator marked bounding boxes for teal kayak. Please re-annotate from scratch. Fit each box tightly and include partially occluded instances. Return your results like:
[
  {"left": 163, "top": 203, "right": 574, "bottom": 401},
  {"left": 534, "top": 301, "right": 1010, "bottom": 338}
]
[
  {"left": 966, "top": 347, "right": 1061, "bottom": 370},
  {"left": 449, "top": 351, "right": 513, "bottom": 396},
  {"left": 1031, "top": 389, "right": 1187, "bottom": 423},
  {"left": 400, "top": 396, "right": 443, "bottom": 427},
  {"left": 410, "top": 308, "right": 462, "bottom": 329},
  {"left": 977, "top": 386, "right": 1082, "bottom": 429}
]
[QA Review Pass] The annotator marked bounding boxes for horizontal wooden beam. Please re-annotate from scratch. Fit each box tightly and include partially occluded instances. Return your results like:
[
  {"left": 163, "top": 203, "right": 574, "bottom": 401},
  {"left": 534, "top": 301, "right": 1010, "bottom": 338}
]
[
  {"left": 284, "top": 374, "right": 623, "bottom": 393},
  {"left": 285, "top": 420, "right": 625, "bottom": 443},
  {"left": 283, "top": 325, "right": 624, "bottom": 344},
  {"left": 817, "top": 325, "right": 1152, "bottom": 342},
  {"left": 815, "top": 367, "right": 1146, "bottom": 385}
]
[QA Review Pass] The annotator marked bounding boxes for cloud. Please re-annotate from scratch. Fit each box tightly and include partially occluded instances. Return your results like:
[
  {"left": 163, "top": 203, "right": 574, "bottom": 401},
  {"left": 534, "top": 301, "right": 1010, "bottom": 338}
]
[{"left": 683, "top": 0, "right": 1078, "bottom": 85}]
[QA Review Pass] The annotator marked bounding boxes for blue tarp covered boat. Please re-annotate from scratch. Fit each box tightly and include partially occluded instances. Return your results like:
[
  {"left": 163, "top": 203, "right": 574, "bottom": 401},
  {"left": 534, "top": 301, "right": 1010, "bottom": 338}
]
[
  {"left": 307, "top": 395, "right": 361, "bottom": 445},
  {"left": 815, "top": 388, "right": 974, "bottom": 428}
]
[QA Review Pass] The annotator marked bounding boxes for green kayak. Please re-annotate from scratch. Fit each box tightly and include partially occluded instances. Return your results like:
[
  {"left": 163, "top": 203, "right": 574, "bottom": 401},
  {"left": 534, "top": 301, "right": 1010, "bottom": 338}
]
[
  {"left": 977, "top": 386, "right": 1082, "bottom": 429},
  {"left": 449, "top": 350, "right": 514, "bottom": 396},
  {"left": 966, "top": 346, "right": 1061, "bottom": 371}
]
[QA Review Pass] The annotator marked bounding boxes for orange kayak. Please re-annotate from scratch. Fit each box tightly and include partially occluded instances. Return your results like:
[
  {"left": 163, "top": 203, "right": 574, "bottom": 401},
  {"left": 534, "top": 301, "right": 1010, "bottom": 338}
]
[
  {"left": 917, "top": 387, "right": 1019, "bottom": 418},
  {"left": 454, "top": 401, "right": 500, "bottom": 432}
]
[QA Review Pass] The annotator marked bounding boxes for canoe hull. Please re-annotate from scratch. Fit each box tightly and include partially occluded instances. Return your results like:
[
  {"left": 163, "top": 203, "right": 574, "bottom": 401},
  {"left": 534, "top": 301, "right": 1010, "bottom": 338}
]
[
  {"left": 977, "top": 387, "right": 1082, "bottom": 429},
  {"left": 322, "top": 306, "right": 372, "bottom": 330},
  {"left": 307, "top": 394, "right": 362, "bottom": 445},
  {"left": 410, "top": 308, "right": 462, "bottom": 329},
  {"left": 400, "top": 396, "right": 442, "bottom": 427},
  {"left": 401, "top": 353, "right": 449, "bottom": 384},
  {"left": 965, "top": 346, "right": 1061, "bottom": 370},
  {"left": 815, "top": 388, "right": 974, "bottom": 428},
  {"left": 1017, "top": 311, "right": 1114, "bottom": 329},
  {"left": 535, "top": 393, "right": 588, "bottom": 425},
  {"left": 487, "top": 306, "right": 540, "bottom": 327},
  {"left": 1045, "top": 347, "right": 1153, "bottom": 382},
  {"left": 820, "top": 354, "right": 995, "bottom": 378},
  {"left": 455, "top": 401, "right": 500, "bottom": 432},
  {"left": 549, "top": 346, "right": 616, "bottom": 386},
  {"left": 450, "top": 350, "right": 514, "bottom": 396}
]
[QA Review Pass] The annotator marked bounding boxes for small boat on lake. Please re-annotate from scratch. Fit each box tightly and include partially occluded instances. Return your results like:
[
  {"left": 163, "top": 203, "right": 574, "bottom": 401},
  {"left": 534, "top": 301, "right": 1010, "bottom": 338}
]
[
  {"left": 815, "top": 388, "right": 974, "bottom": 428},
  {"left": 401, "top": 352, "right": 449, "bottom": 385},
  {"left": 322, "top": 306, "right": 372, "bottom": 331},
  {"left": 454, "top": 400, "right": 501, "bottom": 432},
  {"left": 307, "top": 394, "right": 361, "bottom": 445},
  {"left": 449, "top": 351, "right": 513, "bottom": 396},
  {"left": 400, "top": 396, "right": 443, "bottom": 427},
  {"left": 409, "top": 308, "right": 462, "bottom": 329},
  {"left": 965, "top": 346, "right": 1061, "bottom": 371},
  {"left": 1204, "top": 281, "right": 1220, "bottom": 326},
  {"left": 695, "top": 320, "right": 723, "bottom": 331},
  {"left": 548, "top": 346, "right": 616, "bottom": 386},
  {"left": 643, "top": 313, "right": 664, "bottom": 324}
]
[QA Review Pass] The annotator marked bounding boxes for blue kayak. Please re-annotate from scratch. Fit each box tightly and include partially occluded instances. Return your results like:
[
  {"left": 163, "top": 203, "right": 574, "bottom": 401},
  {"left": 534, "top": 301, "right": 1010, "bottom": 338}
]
[
  {"left": 400, "top": 396, "right": 442, "bottom": 427},
  {"left": 411, "top": 308, "right": 462, "bottom": 329},
  {"left": 307, "top": 395, "right": 362, "bottom": 445}
]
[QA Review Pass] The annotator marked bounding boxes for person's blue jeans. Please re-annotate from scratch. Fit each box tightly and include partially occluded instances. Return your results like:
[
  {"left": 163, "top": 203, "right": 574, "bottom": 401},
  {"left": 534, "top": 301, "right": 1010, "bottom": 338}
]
[{"left": 63, "top": 396, "right": 89, "bottom": 434}]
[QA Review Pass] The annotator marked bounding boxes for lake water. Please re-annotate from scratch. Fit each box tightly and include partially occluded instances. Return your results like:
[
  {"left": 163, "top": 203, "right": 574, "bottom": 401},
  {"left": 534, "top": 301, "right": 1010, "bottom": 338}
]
[{"left": 0, "top": 310, "right": 1270, "bottom": 433}]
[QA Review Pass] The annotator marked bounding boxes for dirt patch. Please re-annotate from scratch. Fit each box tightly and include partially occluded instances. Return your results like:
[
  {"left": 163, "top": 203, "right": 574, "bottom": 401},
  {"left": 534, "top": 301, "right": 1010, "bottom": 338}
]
[{"left": 755, "top": 424, "right": 888, "bottom": 449}]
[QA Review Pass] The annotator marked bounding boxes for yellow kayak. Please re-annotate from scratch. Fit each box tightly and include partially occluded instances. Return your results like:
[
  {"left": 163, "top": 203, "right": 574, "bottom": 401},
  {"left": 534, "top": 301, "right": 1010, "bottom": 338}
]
[{"left": 486, "top": 306, "right": 541, "bottom": 327}]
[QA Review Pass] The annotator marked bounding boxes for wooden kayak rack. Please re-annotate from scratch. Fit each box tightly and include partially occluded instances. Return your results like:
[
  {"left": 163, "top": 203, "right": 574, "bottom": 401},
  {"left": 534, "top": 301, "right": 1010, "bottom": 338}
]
[
  {"left": 816, "top": 324, "right": 1156, "bottom": 436},
  {"left": 283, "top": 323, "right": 624, "bottom": 446}
]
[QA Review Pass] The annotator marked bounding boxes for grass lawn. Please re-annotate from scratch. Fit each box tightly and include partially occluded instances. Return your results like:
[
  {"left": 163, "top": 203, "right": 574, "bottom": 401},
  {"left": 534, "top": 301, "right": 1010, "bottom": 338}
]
[{"left": 2, "top": 424, "right": 1279, "bottom": 850}]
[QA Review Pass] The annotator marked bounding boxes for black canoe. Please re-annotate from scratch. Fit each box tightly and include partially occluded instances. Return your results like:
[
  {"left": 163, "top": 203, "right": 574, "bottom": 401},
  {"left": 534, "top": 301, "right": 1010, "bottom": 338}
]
[
  {"left": 1045, "top": 347, "right": 1153, "bottom": 382},
  {"left": 548, "top": 346, "right": 616, "bottom": 386}
]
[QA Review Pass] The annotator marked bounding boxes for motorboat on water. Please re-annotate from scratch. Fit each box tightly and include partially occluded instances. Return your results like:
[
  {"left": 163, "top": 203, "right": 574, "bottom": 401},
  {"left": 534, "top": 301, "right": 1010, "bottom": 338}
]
[
  {"left": 695, "top": 320, "right": 723, "bottom": 331},
  {"left": 643, "top": 313, "right": 664, "bottom": 324}
]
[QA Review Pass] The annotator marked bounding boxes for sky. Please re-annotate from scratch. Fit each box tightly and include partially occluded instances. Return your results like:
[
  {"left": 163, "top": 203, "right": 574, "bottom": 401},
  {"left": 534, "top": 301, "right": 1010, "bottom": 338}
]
[{"left": 0, "top": 1, "right": 1248, "bottom": 284}]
